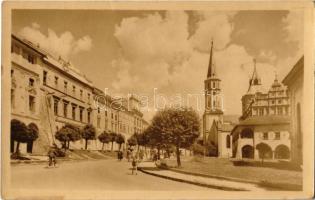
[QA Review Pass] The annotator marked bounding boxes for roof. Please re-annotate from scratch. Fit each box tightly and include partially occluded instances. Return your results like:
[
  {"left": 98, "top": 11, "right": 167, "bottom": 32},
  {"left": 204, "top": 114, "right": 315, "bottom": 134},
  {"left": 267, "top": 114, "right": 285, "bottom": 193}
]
[
  {"left": 217, "top": 122, "right": 235, "bottom": 132},
  {"left": 282, "top": 56, "right": 304, "bottom": 86},
  {"left": 239, "top": 115, "right": 290, "bottom": 126},
  {"left": 12, "top": 34, "right": 93, "bottom": 88},
  {"left": 207, "top": 40, "right": 218, "bottom": 78},
  {"left": 44, "top": 56, "right": 93, "bottom": 87},
  {"left": 223, "top": 115, "right": 239, "bottom": 125}
]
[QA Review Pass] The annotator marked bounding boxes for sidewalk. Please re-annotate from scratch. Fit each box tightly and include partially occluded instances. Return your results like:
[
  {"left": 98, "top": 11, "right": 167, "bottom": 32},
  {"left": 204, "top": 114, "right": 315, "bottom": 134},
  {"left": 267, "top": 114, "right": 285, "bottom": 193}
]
[
  {"left": 10, "top": 150, "right": 113, "bottom": 165},
  {"left": 138, "top": 162, "right": 266, "bottom": 191}
]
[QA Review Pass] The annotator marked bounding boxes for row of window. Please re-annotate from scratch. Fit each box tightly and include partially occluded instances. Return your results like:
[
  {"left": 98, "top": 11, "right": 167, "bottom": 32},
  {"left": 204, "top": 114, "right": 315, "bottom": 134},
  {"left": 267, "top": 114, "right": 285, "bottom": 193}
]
[
  {"left": 206, "top": 81, "right": 220, "bottom": 90},
  {"left": 263, "top": 132, "right": 281, "bottom": 140},
  {"left": 253, "top": 106, "right": 288, "bottom": 116},
  {"left": 256, "top": 99, "right": 286, "bottom": 105},
  {"left": 53, "top": 98, "right": 91, "bottom": 123},
  {"left": 43, "top": 70, "right": 91, "bottom": 103}
]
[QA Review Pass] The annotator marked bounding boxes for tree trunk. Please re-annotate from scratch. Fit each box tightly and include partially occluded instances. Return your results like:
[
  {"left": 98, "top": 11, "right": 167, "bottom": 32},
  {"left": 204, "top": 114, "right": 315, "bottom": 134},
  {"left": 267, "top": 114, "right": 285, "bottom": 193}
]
[
  {"left": 176, "top": 145, "right": 181, "bottom": 167},
  {"left": 119, "top": 143, "right": 121, "bottom": 151},
  {"left": 85, "top": 139, "right": 88, "bottom": 150},
  {"left": 111, "top": 141, "right": 113, "bottom": 151},
  {"left": 157, "top": 146, "right": 160, "bottom": 160},
  {"left": 67, "top": 141, "right": 70, "bottom": 149},
  {"left": 15, "top": 142, "right": 20, "bottom": 154},
  {"left": 144, "top": 146, "right": 147, "bottom": 158},
  {"left": 102, "top": 143, "right": 104, "bottom": 151},
  {"left": 63, "top": 141, "right": 67, "bottom": 150}
]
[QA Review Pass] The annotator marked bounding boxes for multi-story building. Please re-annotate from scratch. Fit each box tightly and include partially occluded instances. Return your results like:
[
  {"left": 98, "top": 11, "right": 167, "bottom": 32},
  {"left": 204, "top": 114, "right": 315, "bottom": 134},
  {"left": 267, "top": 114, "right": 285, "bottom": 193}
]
[
  {"left": 240, "top": 60, "right": 290, "bottom": 120},
  {"left": 231, "top": 60, "right": 291, "bottom": 161},
  {"left": 282, "top": 56, "right": 304, "bottom": 165},
  {"left": 10, "top": 34, "right": 148, "bottom": 154}
]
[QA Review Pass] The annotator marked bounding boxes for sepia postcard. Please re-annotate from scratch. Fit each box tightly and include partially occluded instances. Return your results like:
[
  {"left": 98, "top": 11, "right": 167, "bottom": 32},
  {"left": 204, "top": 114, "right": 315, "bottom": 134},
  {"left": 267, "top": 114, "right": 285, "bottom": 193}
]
[{"left": 1, "top": 1, "right": 314, "bottom": 199}]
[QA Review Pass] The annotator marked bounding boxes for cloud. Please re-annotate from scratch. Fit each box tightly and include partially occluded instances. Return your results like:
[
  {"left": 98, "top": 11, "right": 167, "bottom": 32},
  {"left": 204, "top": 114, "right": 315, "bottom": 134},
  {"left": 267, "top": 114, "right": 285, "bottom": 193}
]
[
  {"left": 189, "top": 11, "right": 235, "bottom": 51},
  {"left": 18, "top": 22, "right": 92, "bottom": 59},
  {"left": 111, "top": 10, "right": 303, "bottom": 120}
]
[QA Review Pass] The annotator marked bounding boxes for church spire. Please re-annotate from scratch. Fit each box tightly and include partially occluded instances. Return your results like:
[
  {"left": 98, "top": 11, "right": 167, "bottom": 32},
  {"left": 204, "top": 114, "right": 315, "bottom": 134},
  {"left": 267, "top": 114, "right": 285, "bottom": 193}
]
[
  {"left": 207, "top": 39, "right": 215, "bottom": 78},
  {"left": 247, "top": 58, "right": 262, "bottom": 93}
]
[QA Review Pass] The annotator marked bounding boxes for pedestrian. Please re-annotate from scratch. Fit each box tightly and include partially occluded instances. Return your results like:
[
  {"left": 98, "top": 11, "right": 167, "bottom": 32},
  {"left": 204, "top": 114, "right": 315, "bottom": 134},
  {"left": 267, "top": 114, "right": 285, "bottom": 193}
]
[
  {"left": 139, "top": 149, "right": 144, "bottom": 161},
  {"left": 47, "top": 146, "right": 57, "bottom": 167},
  {"left": 127, "top": 149, "right": 131, "bottom": 162},
  {"left": 118, "top": 151, "right": 123, "bottom": 161},
  {"left": 117, "top": 150, "right": 120, "bottom": 161},
  {"left": 131, "top": 156, "right": 138, "bottom": 175}
]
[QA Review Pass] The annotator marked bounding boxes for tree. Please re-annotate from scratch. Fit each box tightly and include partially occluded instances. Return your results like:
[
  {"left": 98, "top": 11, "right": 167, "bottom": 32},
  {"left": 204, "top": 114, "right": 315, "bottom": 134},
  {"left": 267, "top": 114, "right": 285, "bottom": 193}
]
[
  {"left": 151, "top": 107, "right": 200, "bottom": 167},
  {"left": 146, "top": 125, "right": 164, "bottom": 159},
  {"left": 115, "top": 133, "right": 125, "bottom": 151},
  {"left": 127, "top": 134, "right": 138, "bottom": 148},
  {"left": 11, "top": 119, "right": 37, "bottom": 154},
  {"left": 82, "top": 124, "right": 96, "bottom": 150},
  {"left": 55, "top": 128, "right": 69, "bottom": 150},
  {"left": 27, "top": 123, "right": 39, "bottom": 152},
  {"left": 108, "top": 131, "right": 117, "bottom": 151},
  {"left": 98, "top": 131, "right": 110, "bottom": 151},
  {"left": 67, "top": 125, "right": 81, "bottom": 149},
  {"left": 137, "top": 131, "right": 150, "bottom": 152},
  {"left": 55, "top": 124, "right": 80, "bottom": 150}
]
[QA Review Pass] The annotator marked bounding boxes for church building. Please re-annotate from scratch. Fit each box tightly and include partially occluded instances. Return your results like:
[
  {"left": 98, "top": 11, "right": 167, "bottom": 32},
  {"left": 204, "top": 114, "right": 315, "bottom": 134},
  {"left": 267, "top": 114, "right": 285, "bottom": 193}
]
[{"left": 203, "top": 40, "right": 237, "bottom": 158}]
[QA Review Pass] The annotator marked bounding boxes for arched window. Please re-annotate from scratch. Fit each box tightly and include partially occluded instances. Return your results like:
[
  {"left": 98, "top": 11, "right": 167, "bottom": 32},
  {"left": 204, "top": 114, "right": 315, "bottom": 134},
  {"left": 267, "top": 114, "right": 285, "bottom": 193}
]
[{"left": 226, "top": 135, "right": 231, "bottom": 148}]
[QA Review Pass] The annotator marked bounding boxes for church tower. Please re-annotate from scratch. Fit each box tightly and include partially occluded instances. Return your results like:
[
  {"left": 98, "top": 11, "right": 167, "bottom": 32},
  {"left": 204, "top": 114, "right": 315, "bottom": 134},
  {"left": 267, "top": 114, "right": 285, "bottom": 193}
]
[{"left": 203, "top": 40, "right": 224, "bottom": 143}]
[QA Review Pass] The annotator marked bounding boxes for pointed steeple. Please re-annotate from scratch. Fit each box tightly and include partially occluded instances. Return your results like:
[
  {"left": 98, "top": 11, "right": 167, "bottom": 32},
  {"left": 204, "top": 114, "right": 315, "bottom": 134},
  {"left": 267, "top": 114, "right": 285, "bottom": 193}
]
[
  {"left": 247, "top": 58, "right": 262, "bottom": 93},
  {"left": 207, "top": 39, "right": 214, "bottom": 78},
  {"left": 272, "top": 69, "right": 281, "bottom": 88}
]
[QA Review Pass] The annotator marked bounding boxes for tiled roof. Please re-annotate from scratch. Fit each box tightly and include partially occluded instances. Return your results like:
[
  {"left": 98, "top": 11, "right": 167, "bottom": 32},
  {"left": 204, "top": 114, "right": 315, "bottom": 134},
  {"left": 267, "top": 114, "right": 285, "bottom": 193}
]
[
  {"left": 223, "top": 115, "right": 239, "bottom": 125},
  {"left": 218, "top": 123, "right": 235, "bottom": 132}
]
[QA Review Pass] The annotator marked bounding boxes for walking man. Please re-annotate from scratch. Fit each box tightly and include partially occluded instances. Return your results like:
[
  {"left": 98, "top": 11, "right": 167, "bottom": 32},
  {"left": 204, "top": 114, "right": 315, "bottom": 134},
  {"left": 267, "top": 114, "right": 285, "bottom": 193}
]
[
  {"left": 131, "top": 156, "right": 138, "bottom": 175},
  {"left": 47, "top": 146, "right": 57, "bottom": 167}
]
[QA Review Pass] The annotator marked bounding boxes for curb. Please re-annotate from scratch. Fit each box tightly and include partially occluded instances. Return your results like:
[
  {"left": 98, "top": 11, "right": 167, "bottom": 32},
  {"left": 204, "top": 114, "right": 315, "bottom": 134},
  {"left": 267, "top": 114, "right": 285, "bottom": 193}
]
[
  {"left": 168, "top": 168, "right": 302, "bottom": 191},
  {"left": 138, "top": 168, "right": 248, "bottom": 191},
  {"left": 169, "top": 168, "right": 258, "bottom": 184}
]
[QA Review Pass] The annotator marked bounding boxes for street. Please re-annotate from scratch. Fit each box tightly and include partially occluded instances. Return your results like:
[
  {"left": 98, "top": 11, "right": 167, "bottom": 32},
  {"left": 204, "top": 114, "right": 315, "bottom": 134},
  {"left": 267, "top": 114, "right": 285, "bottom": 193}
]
[{"left": 11, "top": 159, "right": 210, "bottom": 191}]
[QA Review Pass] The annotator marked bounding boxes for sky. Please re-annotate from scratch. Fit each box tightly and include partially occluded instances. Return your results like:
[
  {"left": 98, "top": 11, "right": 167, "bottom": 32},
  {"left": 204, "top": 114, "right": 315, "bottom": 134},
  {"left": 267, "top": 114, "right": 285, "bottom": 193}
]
[{"left": 12, "top": 9, "right": 304, "bottom": 121}]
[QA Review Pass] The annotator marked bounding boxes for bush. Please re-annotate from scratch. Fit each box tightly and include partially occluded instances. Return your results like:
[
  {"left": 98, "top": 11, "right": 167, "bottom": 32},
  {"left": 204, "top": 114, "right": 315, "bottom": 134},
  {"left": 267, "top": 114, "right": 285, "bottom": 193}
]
[
  {"left": 192, "top": 142, "right": 217, "bottom": 157},
  {"left": 192, "top": 143, "right": 204, "bottom": 155}
]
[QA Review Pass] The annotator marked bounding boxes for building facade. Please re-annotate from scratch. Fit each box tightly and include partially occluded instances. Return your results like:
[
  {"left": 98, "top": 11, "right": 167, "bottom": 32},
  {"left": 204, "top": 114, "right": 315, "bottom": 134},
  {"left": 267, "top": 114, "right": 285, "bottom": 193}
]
[
  {"left": 231, "top": 60, "right": 291, "bottom": 161},
  {"left": 10, "top": 34, "right": 148, "bottom": 154},
  {"left": 240, "top": 60, "right": 290, "bottom": 120},
  {"left": 231, "top": 116, "right": 291, "bottom": 160},
  {"left": 282, "top": 56, "right": 304, "bottom": 165}
]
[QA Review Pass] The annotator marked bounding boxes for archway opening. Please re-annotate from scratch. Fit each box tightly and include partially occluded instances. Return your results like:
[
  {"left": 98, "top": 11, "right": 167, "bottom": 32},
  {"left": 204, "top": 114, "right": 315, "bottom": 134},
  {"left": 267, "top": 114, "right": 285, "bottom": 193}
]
[
  {"left": 242, "top": 145, "right": 254, "bottom": 158},
  {"left": 256, "top": 143, "right": 273, "bottom": 159},
  {"left": 275, "top": 145, "right": 290, "bottom": 159}
]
